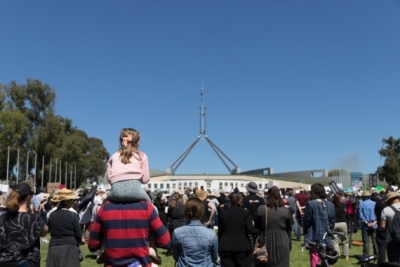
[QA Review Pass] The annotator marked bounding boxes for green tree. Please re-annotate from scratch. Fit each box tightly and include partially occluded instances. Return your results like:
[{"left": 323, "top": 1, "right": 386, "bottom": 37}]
[
  {"left": 377, "top": 136, "right": 400, "bottom": 186},
  {"left": 0, "top": 79, "right": 109, "bottom": 188}
]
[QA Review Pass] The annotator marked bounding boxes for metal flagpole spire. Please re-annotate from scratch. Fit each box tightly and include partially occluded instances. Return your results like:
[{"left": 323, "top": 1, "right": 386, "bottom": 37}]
[{"left": 167, "top": 86, "right": 240, "bottom": 175}]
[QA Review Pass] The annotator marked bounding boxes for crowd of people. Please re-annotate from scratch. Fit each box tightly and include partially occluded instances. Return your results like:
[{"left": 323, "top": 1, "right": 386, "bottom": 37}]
[
  {"left": 0, "top": 127, "right": 400, "bottom": 267},
  {"left": 2, "top": 179, "right": 400, "bottom": 267}
]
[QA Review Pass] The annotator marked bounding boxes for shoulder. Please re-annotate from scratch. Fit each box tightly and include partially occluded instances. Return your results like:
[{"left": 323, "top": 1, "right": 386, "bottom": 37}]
[{"left": 139, "top": 151, "right": 148, "bottom": 159}]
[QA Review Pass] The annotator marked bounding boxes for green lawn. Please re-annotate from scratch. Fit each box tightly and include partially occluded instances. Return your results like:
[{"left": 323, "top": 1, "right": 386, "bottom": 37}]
[{"left": 40, "top": 231, "right": 372, "bottom": 267}]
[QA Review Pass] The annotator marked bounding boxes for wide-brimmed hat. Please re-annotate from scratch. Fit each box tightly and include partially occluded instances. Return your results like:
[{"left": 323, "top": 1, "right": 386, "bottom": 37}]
[
  {"left": 13, "top": 182, "right": 34, "bottom": 196},
  {"left": 384, "top": 192, "right": 400, "bottom": 203},
  {"left": 195, "top": 189, "right": 208, "bottom": 201},
  {"left": 50, "top": 195, "right": 60, "bottom": 203},
  {"left": 219, "top": 189, "right": 226, "bottom": 195},
  {"left": 43, "top": 193, "right": 50, "bottom": 200},
  {"left": 362, "top": 191, "right": 371, "bottom": 197},
  {"left": 55, "top": 188, "right": 79, "bottom": 202},
  {"left": 245, "top": 182, "right": 259, "bottom": 193}
]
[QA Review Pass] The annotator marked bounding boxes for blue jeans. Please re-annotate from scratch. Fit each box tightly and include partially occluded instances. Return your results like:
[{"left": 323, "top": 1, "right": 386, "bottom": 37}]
[
  {"left": 296, "top": 210, "right": 304, "bottom": 235},
  {"left": 293, "top": 216, "right": 301, "bottom": 241},
  {"left": 361, "top": 228, "right": 378, "bottom": 256}
]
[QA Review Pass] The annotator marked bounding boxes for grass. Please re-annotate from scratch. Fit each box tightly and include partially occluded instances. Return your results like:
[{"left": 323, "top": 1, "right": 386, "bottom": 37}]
[{"left": 40, "top": 230, "right": 373, "bottom": 267}]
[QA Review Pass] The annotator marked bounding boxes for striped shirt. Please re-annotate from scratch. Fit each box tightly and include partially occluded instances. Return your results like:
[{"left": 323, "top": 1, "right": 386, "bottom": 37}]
[{"left": 88, "top": 200, "right": 170, "bottom": 267}]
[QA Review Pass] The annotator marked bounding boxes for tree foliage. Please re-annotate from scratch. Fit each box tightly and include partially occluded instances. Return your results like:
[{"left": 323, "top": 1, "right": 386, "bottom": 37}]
[
  {"left": 0, "top": 79, "right": 109, "bottom": 188},
  {"left": 377, "top": 136, "right": 400, "bottom": 186}
]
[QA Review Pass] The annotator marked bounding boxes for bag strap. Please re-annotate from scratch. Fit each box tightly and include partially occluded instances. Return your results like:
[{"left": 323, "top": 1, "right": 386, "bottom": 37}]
[{"left": 264, "top": 205, "right": 268, "bottom": 241}]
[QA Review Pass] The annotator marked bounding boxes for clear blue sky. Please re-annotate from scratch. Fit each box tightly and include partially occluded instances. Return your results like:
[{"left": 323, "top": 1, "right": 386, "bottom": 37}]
[{"left": 1, "top": 1, "right": 399, "bottom": 175}]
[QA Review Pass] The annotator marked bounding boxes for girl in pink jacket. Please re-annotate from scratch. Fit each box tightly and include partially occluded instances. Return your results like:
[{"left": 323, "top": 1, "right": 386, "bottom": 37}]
[{"left": 107, "top": 128, "right": 151, "bottom": 202}]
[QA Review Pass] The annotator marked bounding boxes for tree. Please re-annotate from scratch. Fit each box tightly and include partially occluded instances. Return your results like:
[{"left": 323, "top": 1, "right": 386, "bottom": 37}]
[
  {"left": 0, "top": 79, "right": 109, "bottom": 188},
  {"left": 377, "top": 136, "right": 400, "bottom": 186}
]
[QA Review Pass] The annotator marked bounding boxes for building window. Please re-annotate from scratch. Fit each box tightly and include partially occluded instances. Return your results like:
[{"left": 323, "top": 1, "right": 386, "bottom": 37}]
[
  {"left": 160, "top": 184, "right": 164, "bottom": 189},
  {"left": 172, "top": 183, "right": 176, "bottom": 189},
  {"left": 148, "top": 184, "right": 152, "bottom": 189},
  {"left": 154, "top": 184, "right": 158, "bottom": 189}
]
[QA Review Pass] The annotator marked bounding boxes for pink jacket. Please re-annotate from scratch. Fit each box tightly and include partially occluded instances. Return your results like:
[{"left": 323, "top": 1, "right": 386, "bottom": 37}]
[{"left": 107, "top": 151, "right": 150, "bottom": 185}]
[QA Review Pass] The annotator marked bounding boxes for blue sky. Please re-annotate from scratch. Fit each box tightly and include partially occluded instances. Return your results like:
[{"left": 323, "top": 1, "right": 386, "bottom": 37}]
[{"left": 1, "top": 1, "right": 399, "bottom": 175}]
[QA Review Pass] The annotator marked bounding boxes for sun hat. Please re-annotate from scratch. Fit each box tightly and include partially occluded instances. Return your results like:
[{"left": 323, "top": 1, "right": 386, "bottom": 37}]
[
  {"left": 50, "top": 195, "right": 60, "bottom": 203},
  {"left": 220, "top": 189, "right": 226, "bottom": 195},
  {"left": 245, "top": 182, "right": 259, "bottom": 193},
  {"left": 13, "top": 182, "right": 34, "bottom": 196},
  {"left": 56, "top": 188, "right": 79, "bottom": 202},
  {"left": 362, "top": 191, "right": 371, "bottom": 197},
  {"left": 384, "top": 192, "right": 400, "bottom": 203},
  {"left": 43, "top": 193, "right": 50, "bottom": 200},
  {"left": 195, "top": 189, "right": 208, "bottom": 201}
]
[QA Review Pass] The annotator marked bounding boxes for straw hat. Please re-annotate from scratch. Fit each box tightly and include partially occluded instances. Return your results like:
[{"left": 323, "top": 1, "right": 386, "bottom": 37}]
[
  {"left": 43, "top": 193, "right": 50, "bottom": 200},
  {"left": 384, "top": 192, "right": 400, "bottom": 203},
  {"left": 50, "top": 195, "right": 60, "bottom": 203},
  {"left": 362, "top": 191, "right": 371, "bottom": 197},
  {"left": 55, "top": 188, "right": 79, "bottom": 202},
  {"left": 195, "top": 189, "right": 208, "bottom": 201}
]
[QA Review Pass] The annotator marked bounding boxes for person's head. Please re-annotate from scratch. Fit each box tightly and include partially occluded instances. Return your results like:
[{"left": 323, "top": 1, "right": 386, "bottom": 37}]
[
  {"left": 185, "top": 187, "right": 191, "bottom": 196},
  {"left": 361, "top": 190, "right": 371, "bottom": 200},
  {"left": 6, "top": 182, "right": 34, "bottom": 212},
  {"left": 332, "top": 193, "right": 341, "bottom": 206},
  {"left": 310, "top": 183, "right": 326, "bottom": 200},
  {"left": 184, "top": 198, "right": 204, "bottom": 220},
  {"left": 229, "top": 192, "right": 243, "bottom": 207},
  {"left": 267, "top": 186, "right": 284, "bottom": 208},
  {"left": 119, "top": 128, "right": 141, "bottom": 164},
  {"left": 287, "top": 190, "right": 294, "bottom": 197},
  {"left": 384, "top": 192, "right": 400, "bottom": 205},
  {"left": 170, "top": 192, "right": 182, "bottom": 208},
  {"left": 245, "top": 182, "right": 259, "bottom": 195},
  {"left": 386, "top": 186, "right": 395, "bottom": 193}
]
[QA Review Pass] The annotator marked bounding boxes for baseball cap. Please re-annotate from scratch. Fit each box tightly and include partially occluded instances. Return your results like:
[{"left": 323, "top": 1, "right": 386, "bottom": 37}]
[{"left": 13, "top": 182, "right": 34, "bottom": 196}]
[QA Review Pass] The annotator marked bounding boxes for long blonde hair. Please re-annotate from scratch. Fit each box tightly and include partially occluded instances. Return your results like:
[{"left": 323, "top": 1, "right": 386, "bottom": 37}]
[{"left": 118, "top": 128, "right": 142, "bottom": 164}]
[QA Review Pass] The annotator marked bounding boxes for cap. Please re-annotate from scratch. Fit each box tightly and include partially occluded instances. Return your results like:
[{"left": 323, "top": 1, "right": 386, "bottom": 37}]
[{"left": 13, "top": 182, "right": 34, "bottom": 197}]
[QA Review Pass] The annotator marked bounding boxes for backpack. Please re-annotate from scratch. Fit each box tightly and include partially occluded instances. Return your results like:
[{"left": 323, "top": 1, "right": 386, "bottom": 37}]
[{"left": 388, "top": 206, "right": 400, "bottom": 244}]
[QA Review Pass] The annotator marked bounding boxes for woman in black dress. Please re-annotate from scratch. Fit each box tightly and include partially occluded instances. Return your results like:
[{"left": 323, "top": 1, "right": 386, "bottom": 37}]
[{"left": 255, "top": 186, "right": 292, "bottom": 267}]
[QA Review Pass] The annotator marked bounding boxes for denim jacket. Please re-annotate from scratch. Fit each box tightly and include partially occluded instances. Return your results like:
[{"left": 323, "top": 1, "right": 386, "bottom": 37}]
[
  {"left": 304, "top": 199, "right": 335, "bottom": 244},
  {"left": 172, "top": 220, "right": 218, "bottom": 267}
]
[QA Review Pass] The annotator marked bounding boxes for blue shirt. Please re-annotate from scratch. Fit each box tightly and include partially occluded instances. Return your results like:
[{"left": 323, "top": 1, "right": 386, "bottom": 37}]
[
  {"left": 358, "top": 198, "right": 377, "bottom": 230},
  {"left": 31, "top": 195, "right": 39, "bottom": 211},
  {"left": 172, "top": 220, "right": 218, "bottom": 267}
]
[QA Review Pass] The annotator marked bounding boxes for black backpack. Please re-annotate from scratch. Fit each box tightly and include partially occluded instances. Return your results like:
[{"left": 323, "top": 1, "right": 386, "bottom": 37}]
[{"left": 388, "top": 206, "right": 400, "bottom": 244}]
